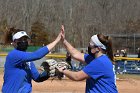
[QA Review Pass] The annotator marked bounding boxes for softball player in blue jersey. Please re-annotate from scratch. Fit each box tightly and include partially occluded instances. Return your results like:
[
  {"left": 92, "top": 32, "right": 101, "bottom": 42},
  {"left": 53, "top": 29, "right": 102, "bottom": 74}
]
[
  {"left": 57, "top": 25, "right": 118, "bottom": 93},
  {"left": 2, "top": 28, "right": 62, "bottom": 93}
]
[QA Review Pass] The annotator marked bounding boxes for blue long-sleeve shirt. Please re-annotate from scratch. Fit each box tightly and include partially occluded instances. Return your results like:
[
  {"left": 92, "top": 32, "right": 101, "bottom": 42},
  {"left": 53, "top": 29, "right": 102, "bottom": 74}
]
[{"left": 2, "top": 46, "right": 49, "bottom": 93}]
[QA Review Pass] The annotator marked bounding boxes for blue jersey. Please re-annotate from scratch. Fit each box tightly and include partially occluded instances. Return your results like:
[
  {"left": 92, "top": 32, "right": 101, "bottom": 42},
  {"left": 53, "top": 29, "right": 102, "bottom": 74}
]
[
  {"left": 83, "top": 54, "right": 118, "bottom": 93},
  {"left": 2, "top": 46, "right": 49, "bottom": 93}
]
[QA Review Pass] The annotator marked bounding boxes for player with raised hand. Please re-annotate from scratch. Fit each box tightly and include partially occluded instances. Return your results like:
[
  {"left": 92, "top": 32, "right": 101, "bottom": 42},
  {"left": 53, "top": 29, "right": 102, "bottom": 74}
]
[
  {"left": 57, "top": 25, "right": 118, "bottom": 93},
  {"left": 2, "top": 27, "right": 62, "bottom": 93}
]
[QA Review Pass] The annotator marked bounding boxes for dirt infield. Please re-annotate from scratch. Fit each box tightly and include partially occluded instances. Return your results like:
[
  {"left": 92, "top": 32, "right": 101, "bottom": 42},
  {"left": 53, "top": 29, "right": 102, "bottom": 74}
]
[
  {"left": 0, "top": 74, "right": 140, "bottom": 93},
  {"left": 32, "top": 78, "right": 140, "bottom": 93}
]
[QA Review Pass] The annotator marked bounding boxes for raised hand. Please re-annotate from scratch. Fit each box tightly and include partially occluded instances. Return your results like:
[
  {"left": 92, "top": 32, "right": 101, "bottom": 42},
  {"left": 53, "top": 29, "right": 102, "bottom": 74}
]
[
  {"left": 61, "top": 25, "right": 65, "bottom": 41},
  {"left": 55, "top": 32, "right": 62, "bottom": 42}
]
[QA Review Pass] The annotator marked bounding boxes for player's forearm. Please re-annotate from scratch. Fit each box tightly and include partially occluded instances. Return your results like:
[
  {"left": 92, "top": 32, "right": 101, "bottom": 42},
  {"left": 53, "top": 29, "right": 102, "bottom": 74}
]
[
  {"left": 63, "top": 39, "right": 85, "bottom": 62},
  {"left": 63, "top": 40, "right": 80, "bottom": 58},
  {"left": 62, "top": 70, "right": 81, "bottom": 81},
  {"left": 35, "top": 71, "right": 50, "bottom": 82},
  {"left": 47, "top": 39, "right": 59, "bottom": 51}
]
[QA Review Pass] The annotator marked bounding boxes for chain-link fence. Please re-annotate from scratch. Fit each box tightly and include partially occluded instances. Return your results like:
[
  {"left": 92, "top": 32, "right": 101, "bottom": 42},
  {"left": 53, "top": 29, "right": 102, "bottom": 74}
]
[{"left": 108, "top": 34, "right": 140, "bottom": 55}]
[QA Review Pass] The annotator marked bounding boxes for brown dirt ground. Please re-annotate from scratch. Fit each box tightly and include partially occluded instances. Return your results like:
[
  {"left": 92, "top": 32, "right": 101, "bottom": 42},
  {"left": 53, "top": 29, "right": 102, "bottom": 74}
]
[{"left": 0, "top": 74, "right": 140, "bottom": 93}]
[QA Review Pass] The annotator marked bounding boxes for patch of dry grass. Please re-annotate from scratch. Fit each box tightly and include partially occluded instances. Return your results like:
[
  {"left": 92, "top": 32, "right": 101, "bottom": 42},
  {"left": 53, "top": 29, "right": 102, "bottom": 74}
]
[{"left": 117, "top": 74, "right": 140, "bottom": 80}]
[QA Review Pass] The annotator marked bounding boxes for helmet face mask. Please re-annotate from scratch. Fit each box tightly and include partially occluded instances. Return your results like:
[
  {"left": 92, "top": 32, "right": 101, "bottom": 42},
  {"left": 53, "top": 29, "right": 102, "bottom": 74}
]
[
  {"left": 14, "top": 36, "right": 29, "bottom": 51},
  {"left": 12, "top": 31, "right": 30, "bottom": 51},
  {"left": 16, "top": 40, "right": 28, "bottom": 51}
]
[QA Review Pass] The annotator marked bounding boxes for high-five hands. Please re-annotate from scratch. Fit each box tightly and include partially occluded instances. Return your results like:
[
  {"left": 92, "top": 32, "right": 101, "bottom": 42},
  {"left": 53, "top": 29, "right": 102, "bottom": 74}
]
[{"left": 61, "top": 25, "right": 65, "bottom": 41}]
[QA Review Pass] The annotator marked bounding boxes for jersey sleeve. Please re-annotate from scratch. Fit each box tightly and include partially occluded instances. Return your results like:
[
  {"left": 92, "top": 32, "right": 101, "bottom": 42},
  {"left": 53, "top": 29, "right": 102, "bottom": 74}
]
[
  {"left": 84, "top": 54, "right": 94, "bottom": 64},
  {"left": 29, "top": 62, "right": 40, "bottom": 80},
  {"left": 10, "top": 46, "right": 49, "bottom": 65},
  {"left": 82, "top": 59, "right": 104, "bottom": 80}
]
